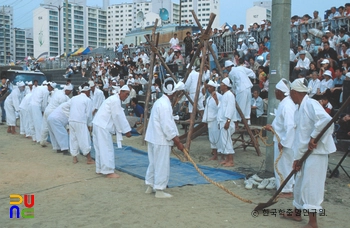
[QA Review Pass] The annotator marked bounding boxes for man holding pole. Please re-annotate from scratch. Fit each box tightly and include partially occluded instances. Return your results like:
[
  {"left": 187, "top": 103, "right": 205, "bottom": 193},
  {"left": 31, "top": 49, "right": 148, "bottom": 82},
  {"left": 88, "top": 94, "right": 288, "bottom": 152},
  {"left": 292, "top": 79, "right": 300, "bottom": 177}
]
[{"left": 283, "top": 78, "right": 336, "bottom": 228}]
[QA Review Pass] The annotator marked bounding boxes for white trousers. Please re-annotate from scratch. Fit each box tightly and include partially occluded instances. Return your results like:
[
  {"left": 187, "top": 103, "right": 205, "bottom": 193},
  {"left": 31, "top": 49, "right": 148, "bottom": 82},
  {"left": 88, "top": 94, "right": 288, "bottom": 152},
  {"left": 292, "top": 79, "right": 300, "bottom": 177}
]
[
  {"left": 236, "top": 89, "right": 251, "bottom": 121},
  {"left": 19, "top": 110, "right": 25, "bottom": 134},
  {"left": 69, "top": 122, "right": 91, "bottom": 156},
  {"left": 145, "top": 143, "right": 171, "bottom": 190},
  {"left": 20, "top": 109, "right": 31, "bottom": 137},
  {"left": 293, "top": 154, "right": 328, "bottom": 211},
  {"left": 4, "top": 100, "right": 16, "bottom": 126},
  {"left": 30, "top": 105, "right": 43, "bottom": 143},
  {"left": 188, "top": 93, "right": 204, "bottom": 113},
  {"left": 93, "top": 124, "right": 115, "bottom": 174},
  {"left": 47, "top": 114, "right": 69, "bottom": 151},
  {"left": 217, "top": 122, "right": 235, "bottom": 154},
  {"left": 274, "top": 142, "right": 294, "bottom": 193},
  {"left": 40, "top": 110, "right": 54, "bottom": 144},
  {"left": 208, "top": 120, "right": 220, "bottom": 149}
]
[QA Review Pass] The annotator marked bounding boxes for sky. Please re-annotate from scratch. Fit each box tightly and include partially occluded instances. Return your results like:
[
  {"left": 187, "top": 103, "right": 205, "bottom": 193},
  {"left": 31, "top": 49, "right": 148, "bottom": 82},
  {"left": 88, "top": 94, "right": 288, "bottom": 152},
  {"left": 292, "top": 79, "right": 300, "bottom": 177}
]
[{"left": 1, "top": 0, "right": 345, "bottom": 29}]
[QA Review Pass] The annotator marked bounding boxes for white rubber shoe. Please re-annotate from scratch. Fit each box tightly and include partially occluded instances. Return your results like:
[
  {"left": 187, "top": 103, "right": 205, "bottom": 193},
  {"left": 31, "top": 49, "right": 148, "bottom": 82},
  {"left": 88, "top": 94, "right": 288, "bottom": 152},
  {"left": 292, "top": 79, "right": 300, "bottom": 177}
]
[
  {"left": 257, "top": 179, "right": 270, "bottom": 189},
  {"left": 266, "top": 178, "right": 276, "bottom": 190},
  {"left": 155, "top": 190, "right": 173, "bottom": 198},
  {"left": 244, "top": 178, "right": 260, "bottom": 189},
  {"left": 251, "top": 174, "right": 263, "bottom": 182}
]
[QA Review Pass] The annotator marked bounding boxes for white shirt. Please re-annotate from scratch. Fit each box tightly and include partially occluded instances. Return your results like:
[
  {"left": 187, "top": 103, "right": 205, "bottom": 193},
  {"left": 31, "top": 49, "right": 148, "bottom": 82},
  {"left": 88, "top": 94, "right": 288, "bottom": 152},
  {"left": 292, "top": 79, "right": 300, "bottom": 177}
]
[
  {"left": 30, "top": 86, "right": 49, "bottom": 112},
  {"left": 68, "top": 93, "right": 92, "bottom": 126},
  {"left": 6, "top": 87, "right": 24, "bottom": 112},
  {"left": 45, "top": 90, "right": 70, "bottom": 114},
  {"left": 293, "top": 95, "right": 336, "bottom": 160},
  {"left": 92, "top": 94, "right": 131, "bottom": 134},
  {"left": 202, "top": 92, "right": 222, "bottom": 123},
  {"left": 295, "top": 57, "right": 310, "bottom": 70},
  {"left": 145, "top": 94, "right": 179, "bottom": 146},
  {"left": 217, "top": 90, "right": 237, "bottom": 123},
  {"left": 237, "top": 42, "right": 248, "bottom": 55},
  {"left": 271, "top": 96, "right": 296, "bottom": 148},
  {"left": 308, "top": 79, "right": 320, "bottom": 97},
  {"left": 229, "top": 66, "right": 254, "bottom": 93},
  {"left": 185, "top": 70, "right": 200, "bottom": 94},
  {"left": 90, "top": 88, "right": 105, "bottom": 112},
  {"left": 169, "top": 37, "right": 179, "bottom": 47},
  {"left": 320, "top": 79, "right": 333, "bottom": 93}
]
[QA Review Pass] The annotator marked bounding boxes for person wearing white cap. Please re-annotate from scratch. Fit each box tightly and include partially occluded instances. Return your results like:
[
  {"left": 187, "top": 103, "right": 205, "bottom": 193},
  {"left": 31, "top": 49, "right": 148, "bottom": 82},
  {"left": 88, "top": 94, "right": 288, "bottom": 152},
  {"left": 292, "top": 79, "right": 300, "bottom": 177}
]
[
  {"left": 40, "top": 83, "right": 72, "bottom": 147},
  {"left": 246, "top": 37, "right": 259, "bottom": 61},
  {"left": 236, "top": 38, "right": 248, "bottom": 58},
  {"left": 24, "top": 81, "right": 34, "bottom": 95},
  {"left": 304, "top": 38, "right": 315, "bottom": 57},
  {"left": 222, "top": 25, "right": 232, "bottom": 53},
  {"left": 265, "top": 79, "right": 296, "bottom": 195},
  {"left": 185, "top": 66, "right": 205, "bottom": 117},
  {"left": 291, "top": 49, "right": 310, "bottom": 81},
  {"left": 47, "top": 100, "right": 72, "bottom": 154},
  {"left": 92, "top": 85, "right": 132, "bottom": 178},
  {"left": 216, "top": 77, "right": 236, "bottom": 167},
  {"left": 202, "top": 80, "right": 222, "bottom": 160},
  {"left": 29, "top": 81, "right": 52, "bottom": 142},
  {"left": 4, "top": 81, "right": 26, "bottom": 134},
  {"left": 88, "top": 80, "right": 105, "bottom": 117},
  {"left": 284, "top": 78, "right": 335, "bottom": 228},
  {"left": 308, "top": 71, "right": 321, "bottom": 98},
  {"left": 68, "top": 82, "right": 94, "bottom": 164},
  {"left": 318, "top": 70, "right": 333, "bottom": 98},
  {"left": 19, "top": 88, "right": 34, "bottom": 137},
  {"left": 208, "top": 39, "right": 218, "bottom": 70},
  {"left": 228, "top": 58, "right": 255, "bottom": 126},
  {"left": 145, "top": 78, "right": 185, "bottom": 198}
]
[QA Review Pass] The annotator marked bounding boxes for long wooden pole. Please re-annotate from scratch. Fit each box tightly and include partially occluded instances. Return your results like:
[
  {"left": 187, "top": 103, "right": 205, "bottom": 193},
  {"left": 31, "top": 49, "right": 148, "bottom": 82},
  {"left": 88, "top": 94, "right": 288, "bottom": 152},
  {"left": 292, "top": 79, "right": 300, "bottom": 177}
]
[
  {"left": 142, "top": 19, "right": 158, "bottom": 140},
  {"left": 185, "top": 41, "right": 208, "bottom": 150}
]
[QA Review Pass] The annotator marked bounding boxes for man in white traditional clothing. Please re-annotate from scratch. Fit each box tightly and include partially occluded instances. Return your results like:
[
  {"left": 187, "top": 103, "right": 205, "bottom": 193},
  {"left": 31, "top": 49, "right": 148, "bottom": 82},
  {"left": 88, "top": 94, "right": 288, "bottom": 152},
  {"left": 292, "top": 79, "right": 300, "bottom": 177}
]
[
  {"left": 88, "top": 80, "right": 105, "bottom": 116},
  {"left": 29, "top": 81, "right": 52, "bottom": 142},
  {"left": 282, "top": 78, "right": 336, "bottom": 228},
  {"left": 226, "top": 59, "right": 255, "bottom": 127},
  {"left": 4, "top": 81, "right": 25, "bottom": 134},
  {"left": 47, "top": 100, "right": 71, "bottom": 154},
  {"left": 265, "top": 78, "right": 296, "bottom": 198},
  {"left": 202, "top": 80, "right": 222, "bottom": 160},
  {"left": 69, "top": 83, "right": 94, "bottom": 164},
  {"left": 217, "top": 77, "right": 237, "bottom": 167},
  {"left": 185, "top": 66, "right": 204, "bottom": 118},
  {"left": 145, "top": 78, "right": 185, "bottom": 198},
  {"left": 40, "top": 82, "right": 72, "bottom": 147},
  {"left": 92, "top": 85, "right": 132, "bottom": 178},
  {"left": 19, "top": 81, "right": 34, "bottom": 137}
]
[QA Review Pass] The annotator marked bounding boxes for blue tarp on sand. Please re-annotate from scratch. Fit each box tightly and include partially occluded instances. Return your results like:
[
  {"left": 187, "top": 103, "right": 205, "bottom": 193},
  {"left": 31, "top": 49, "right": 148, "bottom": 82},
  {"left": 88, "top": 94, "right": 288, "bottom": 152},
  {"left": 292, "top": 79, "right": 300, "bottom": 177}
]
[{"left": 90, "top": 145, "right": 245, "bottom": 188}]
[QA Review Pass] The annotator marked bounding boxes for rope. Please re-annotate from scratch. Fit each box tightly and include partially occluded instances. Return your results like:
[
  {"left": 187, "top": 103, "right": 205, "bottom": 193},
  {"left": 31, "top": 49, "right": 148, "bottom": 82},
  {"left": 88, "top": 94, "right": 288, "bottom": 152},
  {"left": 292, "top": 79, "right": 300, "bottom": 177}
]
[
  {"left": 173, "top": 148, "right": 253, "bottom": 204},
  {"left": 258, "top": 127, "right": 284, "bottom": 184}
]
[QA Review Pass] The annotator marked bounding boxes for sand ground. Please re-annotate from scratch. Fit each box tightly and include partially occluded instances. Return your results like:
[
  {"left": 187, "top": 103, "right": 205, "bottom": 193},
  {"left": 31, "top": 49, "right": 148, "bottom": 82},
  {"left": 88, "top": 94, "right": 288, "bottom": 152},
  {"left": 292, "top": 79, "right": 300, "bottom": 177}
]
[{"left": 0, "top": 124, "right": 349, "bottom": 228}]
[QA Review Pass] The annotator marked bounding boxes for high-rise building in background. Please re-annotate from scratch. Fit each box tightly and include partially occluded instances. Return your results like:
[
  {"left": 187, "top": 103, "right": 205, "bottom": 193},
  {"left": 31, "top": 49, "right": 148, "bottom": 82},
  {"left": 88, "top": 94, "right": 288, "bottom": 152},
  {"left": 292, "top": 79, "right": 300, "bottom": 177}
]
[
  {"left": 180, "top": 0, "right": 220, "bottom": 28},
  {"left": 13, "top": 28, "right": 34, "bottom": 63},
  {"left": 0, "top": 5, "right": 13, "bottom": 65},
  {"left": 246, "top": 1, "right": 272, "bottom": 28}
]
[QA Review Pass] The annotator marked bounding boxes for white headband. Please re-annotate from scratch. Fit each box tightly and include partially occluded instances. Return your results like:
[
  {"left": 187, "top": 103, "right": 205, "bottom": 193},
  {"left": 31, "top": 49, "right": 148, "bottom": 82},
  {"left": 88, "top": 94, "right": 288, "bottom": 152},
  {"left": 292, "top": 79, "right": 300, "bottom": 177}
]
[
  {"left": 222, "top": 77, "right": 232, "bottom": 87},
  {"left": 291, "top": 78, "right": 310, "bottom": 93},
  {"left": 275, "top": 79, "right": 290, "bottom": 96}
]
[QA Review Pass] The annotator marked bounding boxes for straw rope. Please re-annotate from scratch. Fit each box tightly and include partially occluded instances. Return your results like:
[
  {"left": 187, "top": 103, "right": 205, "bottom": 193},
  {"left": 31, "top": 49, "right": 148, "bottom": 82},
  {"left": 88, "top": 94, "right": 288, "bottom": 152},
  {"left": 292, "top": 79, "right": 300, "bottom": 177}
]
[
  {"left": 172, "top": 148, "right": 253, "bottom": 204},
  {"left": 258, "top": 127, "right": 284, "bottom": 184}
]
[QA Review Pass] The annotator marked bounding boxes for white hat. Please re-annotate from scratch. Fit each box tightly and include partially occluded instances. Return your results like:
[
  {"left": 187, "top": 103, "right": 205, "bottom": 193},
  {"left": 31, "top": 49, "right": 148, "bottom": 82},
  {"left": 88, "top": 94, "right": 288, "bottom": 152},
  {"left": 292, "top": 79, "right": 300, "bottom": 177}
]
[
  {"left": 80, "top": 85, "right": 90, "bottom": 92},
  {"left": 17, "top": 81, "right": 25, "bottom": 87},
  {"left": 128, "top": 73, "right": 133, "bottom": 77},
  {"left": 193, "top": 33, "right": 196, "bottom": 35},
  {"left": 162, "top": 78, "right": 185, "bottom": 95},
  {"left": 260, "top": 21, "right": 266, "bottom": 25},
  {"left": 48, "top": 82, "right": 57, "bottom": 88},
  {"left": 324, "top": 30, "right": 330, "bottom": 33},
  {"left": 26, "top": 81, "right": 33, "bottom": 85},
  {"left": 306, "top": 38, "right": 311, "bottom": 42},
  {"left": 299, "top": 50, "right": 306, "bottom": 55},
  {"left": 346, "top": 72, "right": 350, "bottom": 78},
  {"left": 207, "top": 80, "right": 218, "bottom": 88},
  {"left": 42, "top": 80, "right": 48, "bottom": 85},
  {"left": 238, "top": 38, "right": 243, "bottom": 42},
  {"left": 63, "top": 84, "right": 73, "bottom": 91},
  {"left": 88, "top": 81, "right": 95, "bottom": 87},
  {"left": 321, "top": 59, "right": 329, "bottom": 64},
  {"left": 209, "top": 39, "right": 213, "bottom": 42},
  {"left": 222, "top": 77, "right": 232, "bottom": 87},
  {"left": 323, "top": 70, "right": 332, "bottom": 77},
  {"left": 248, "top": 37, "right": 255, "bottom": 42},
  {"left": 224, "top": 60, "right": 234, "bottom": 68},
  {"left": 249, "top": 23, "right": 253, "bottom": 26},
  {"left": 291, "top": 78, "right": 309, "bottom": 93},
  {"left": 225, "top": 25, "right": 229, "bottom": 29},
  {"left": 120, "top": 85, "right": 130, "bottom": 92},
  {"left": 275, "top": 78, "right": 290, "bottom": 96}
]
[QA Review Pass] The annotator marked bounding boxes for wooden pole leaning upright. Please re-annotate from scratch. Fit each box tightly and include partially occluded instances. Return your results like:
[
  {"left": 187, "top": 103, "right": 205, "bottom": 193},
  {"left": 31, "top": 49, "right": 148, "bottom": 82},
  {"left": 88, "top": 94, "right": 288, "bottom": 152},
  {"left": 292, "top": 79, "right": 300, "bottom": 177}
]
[{"left": 142, "top": 19, "right": 159, "bottom": 142}]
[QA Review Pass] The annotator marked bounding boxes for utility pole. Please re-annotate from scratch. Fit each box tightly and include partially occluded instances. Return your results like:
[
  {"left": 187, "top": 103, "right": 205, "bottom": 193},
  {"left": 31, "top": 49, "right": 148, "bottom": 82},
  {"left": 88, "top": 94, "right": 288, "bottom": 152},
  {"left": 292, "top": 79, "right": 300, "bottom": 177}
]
[
  {"left": 65, "top": 0, "right": 69, "bottom": 60},
  {"left": 265, "top": 0, "right": 291, "bottom": 173},
  {"left": 179, "top": 0, "right": 182, "bottom": 26}
]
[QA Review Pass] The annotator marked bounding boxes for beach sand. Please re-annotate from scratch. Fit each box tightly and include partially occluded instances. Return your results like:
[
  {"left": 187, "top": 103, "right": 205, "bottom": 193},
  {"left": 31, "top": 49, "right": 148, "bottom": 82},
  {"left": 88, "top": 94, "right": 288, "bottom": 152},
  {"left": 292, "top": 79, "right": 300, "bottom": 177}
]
[{"left": 0, "top": 124, "right": 349, "bottom": 227}]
